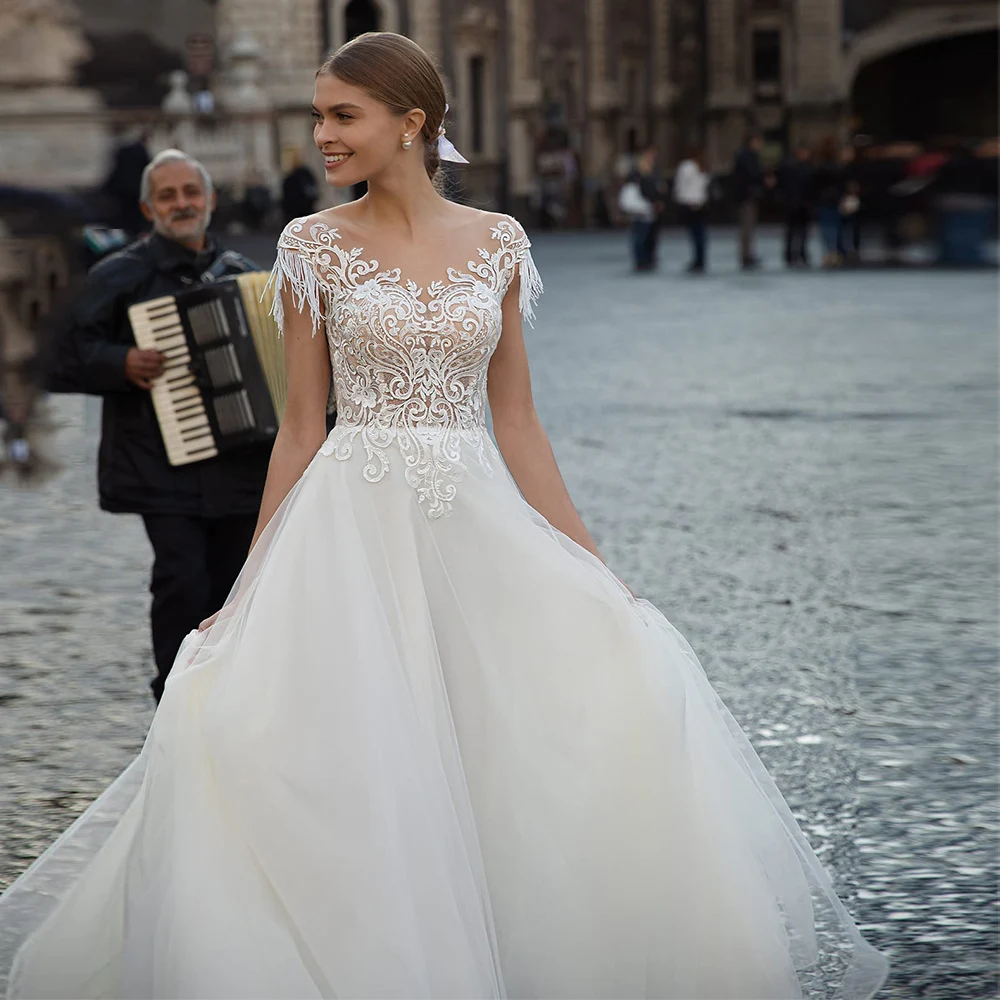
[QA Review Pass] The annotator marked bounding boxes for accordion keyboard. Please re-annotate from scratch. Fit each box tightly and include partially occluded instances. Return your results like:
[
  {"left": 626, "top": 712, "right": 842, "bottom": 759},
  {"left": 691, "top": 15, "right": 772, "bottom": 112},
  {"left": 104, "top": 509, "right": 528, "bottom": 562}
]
[{"left": 129, "top": 295, "right": 220, "bottom": 465}]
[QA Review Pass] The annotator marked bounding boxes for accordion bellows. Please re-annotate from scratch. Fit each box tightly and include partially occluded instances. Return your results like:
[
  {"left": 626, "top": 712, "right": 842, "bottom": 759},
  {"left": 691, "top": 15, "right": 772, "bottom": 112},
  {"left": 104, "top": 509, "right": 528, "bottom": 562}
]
[{"left": 237, "top": 271, "right": 287, "bottom": 423}]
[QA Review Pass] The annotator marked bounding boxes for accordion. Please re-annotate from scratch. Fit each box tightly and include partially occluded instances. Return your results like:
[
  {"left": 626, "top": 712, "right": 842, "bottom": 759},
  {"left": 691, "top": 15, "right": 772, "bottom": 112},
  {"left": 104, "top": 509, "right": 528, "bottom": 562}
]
[{"left": 128, "top": 272, "right": 287, "bottom": 467}]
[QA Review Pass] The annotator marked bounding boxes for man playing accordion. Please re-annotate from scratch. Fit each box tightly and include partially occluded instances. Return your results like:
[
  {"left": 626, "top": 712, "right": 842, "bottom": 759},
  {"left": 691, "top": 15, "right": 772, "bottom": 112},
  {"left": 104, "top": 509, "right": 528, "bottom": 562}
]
[{"left": 50, "top": 150, "right": 271, "bottom": 703}]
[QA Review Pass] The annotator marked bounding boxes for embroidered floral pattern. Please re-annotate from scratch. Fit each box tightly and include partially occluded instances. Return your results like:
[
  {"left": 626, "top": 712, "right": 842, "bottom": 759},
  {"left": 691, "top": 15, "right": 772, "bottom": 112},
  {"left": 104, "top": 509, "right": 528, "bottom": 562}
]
[{"left": 266, "top": 216, "right": 542, "bottom": 518}]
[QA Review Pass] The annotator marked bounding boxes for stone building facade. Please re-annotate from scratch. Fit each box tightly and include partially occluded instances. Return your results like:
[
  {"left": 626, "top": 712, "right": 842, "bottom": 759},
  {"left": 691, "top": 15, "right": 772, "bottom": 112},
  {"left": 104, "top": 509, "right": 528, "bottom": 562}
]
[
  {"left": 208, "top": 0, "right": 999, "bottom": 218},
  {"left": 1, "top": 0, "right": 996, "bottom": 221}
]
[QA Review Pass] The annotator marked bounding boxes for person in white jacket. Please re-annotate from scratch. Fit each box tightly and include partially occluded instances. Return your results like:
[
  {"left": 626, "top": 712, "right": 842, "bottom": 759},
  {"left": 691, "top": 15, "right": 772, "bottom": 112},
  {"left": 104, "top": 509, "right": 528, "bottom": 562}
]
[{"left": 673, "top": 149, "right": 711, "bottom": 273}]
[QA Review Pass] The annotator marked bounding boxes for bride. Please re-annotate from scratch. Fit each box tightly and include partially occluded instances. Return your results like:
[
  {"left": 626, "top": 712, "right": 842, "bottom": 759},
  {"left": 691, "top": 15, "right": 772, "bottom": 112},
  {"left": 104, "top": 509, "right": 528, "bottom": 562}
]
[{"left": 0, "top": 32, "right": 887, "bottom": 1000}]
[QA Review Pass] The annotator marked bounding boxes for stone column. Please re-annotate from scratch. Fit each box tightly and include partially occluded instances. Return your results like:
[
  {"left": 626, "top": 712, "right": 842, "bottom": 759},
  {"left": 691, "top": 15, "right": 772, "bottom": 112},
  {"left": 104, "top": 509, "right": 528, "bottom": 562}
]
[
  {"left": 790, "top": 0, "right": 843, "bottom": 105},
  {"left": 586, "top": 0, "right": 608, "bottom": 97},
  {"left": 409, "top": 0, "right": 442, "bottom": 64},
  {"left": 584, "top": 0, "right": 618, "bottom": 187},
  {"left": 506, "top": 0, "right": 541, "bottom": 213},
  {"left": 650, "top": 0, "right": 673, "bottom": 160},
  {"left": 706, "top": 0, "right": 739, "bottom": 106},
  {"left": 787, "top": 0, "right": 845, "bottom": 145},
  {"left": 705, "top": 0, "right": 746, "bottom": 172}
]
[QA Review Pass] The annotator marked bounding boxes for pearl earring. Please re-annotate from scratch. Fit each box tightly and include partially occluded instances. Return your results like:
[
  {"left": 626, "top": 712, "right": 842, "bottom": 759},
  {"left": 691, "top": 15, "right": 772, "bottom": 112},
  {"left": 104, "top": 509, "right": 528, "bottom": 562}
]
[{"left": 401, "top": 136, "right": 413, "bottom": 149}]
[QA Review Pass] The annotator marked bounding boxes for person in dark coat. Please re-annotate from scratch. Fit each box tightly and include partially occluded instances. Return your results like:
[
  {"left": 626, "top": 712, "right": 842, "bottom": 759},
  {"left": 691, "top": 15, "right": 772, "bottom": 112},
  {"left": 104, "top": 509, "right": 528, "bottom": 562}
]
[
  {"left": 100, "top": 132, "right": 152, "bottom": 238},
  {"left": 812, "top": 136, "right": 844, "bottom": 267},
  {"left": 636, "top": 147, "right": 666, "bottom": 269},
  {"left": 777, "top": 145, "right": 814, "bottom": 267},
  {"left": 49, "top": 150, "right": 271, "bottom": 702},
  {"left": 930, "top": 143, "right": 996, "bottom": 265},
  {"left": 837, "top": 144, "right": 863, "bottom": 263},
  {"left": 281, "top": 153, "right": 319, "bottom": 222},
  {"left": 620, "top": 147, "right": 665, "bottom": 272},
  {"left": 731, "top": 132, "right": 768, "bottom": 269}
]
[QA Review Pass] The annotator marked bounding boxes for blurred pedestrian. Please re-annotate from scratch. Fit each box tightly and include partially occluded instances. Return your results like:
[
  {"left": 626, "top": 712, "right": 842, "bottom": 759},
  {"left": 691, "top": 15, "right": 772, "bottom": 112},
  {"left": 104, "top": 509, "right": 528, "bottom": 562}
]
[
  {"left": 731, "top": 131, "right": 768, "bottom": 270},
  {"left": 639, "top": 147, "right": 668, "bottom": 269},
  {"left": 0, "top": 187, "right": 89, "bottom": 484},
  {"left": 862, "top": 144, "right": 912, "bottom": 264},
  {"left": 100, "top": 129, "right": 151, "bottom": 239},
  {"left": 281, "top": 152, "right": 319, "bottom": 222},
  {"left": 838, "top": 145, "right": 862, "bottom": 264},
  {"left": 813, "top": 136, "right": 843, "bottom": 268},
  {"left": 673, "top": 147, "right": 710, "bottom": 273},
  {"left": 777, "top": 144, "right": 814, "bottom": 267},
  {"left": 618, "top": 147, "right": 662, "bottom": 272},
  {"left": 536, "top": 131, "right": 576, "bottom": 230},
  {"left": 242, "top": 170, "right": 274, "bottom": 231},
  {"left": 933, "top": 142, "right": 996, "bottom": 266},
  {"left": 0, "top": 228, "right": 38, "bottom": 474},
  {"left": 47, "top": 149, "right": 269, "bottom": 703}
]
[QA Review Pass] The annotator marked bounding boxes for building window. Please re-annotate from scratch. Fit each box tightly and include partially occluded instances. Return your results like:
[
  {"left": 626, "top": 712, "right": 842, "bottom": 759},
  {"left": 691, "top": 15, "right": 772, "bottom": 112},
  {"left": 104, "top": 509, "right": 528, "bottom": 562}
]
[
  {"left": 469, "top": 54, "right": 486, "bottom": 155},
  {"left": 752, "top": 28, "right": 782, "bottom": 101}
]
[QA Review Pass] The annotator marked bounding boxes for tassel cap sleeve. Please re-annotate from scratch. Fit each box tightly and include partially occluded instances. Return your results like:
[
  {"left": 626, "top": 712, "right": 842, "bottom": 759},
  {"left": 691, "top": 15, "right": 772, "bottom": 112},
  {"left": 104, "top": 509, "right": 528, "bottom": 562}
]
[
  {"left": 499, "top": 216, "right": 543, "bottom": 328},
  {"left": 262, "top": 219, "right": 330, "bottom": 337}
]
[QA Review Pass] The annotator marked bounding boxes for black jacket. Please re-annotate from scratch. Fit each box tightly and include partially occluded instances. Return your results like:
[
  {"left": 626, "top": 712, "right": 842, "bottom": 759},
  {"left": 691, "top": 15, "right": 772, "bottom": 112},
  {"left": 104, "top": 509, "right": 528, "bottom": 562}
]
[
  {"left": 777, "top": 158, "right": 815, "bottom": 212},
  {"left": 812, "top": 163, "right": 844, "bottom": 207},
  {"left": 49, "top": 233, "right": 272, "bottom": 517},
  {"left": 100, "top": 140, "right": 151, "bottom": 237},
  {"left": 281, "top": 166, "right": 318, "bottom": 222},
  {"left": 732, "top": 146, "right": 765, "bottom": 203}
]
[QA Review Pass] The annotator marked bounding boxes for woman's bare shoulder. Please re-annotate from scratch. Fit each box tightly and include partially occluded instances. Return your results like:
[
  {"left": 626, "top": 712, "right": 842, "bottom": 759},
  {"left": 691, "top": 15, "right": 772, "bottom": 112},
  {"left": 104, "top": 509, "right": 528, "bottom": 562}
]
[
  {"left": 446, "top": 207, "right": 528, "bottom": 244},
  {"left": 297, "top": 204, "right": 360, "bottom": 236}
]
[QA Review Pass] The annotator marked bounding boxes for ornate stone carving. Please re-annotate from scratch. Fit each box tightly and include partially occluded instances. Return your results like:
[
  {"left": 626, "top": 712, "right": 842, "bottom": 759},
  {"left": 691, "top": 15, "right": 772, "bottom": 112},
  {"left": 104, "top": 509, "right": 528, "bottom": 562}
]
[
  {"left": 0, "top": 0, "right": 90, "bottom": 87},
  {"left": 162, "top": 70, "right": 195, "bottom": 115},
  {"left": 225, "top": 30, "right": 270, "bottom": 112}
]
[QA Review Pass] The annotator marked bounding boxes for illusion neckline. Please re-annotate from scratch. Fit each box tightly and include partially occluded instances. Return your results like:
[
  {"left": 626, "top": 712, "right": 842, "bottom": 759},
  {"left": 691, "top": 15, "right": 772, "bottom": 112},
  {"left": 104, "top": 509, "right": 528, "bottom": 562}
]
[
  {"left": 298, "top": 215, "right": 518, "bottom": 305},
  {"left": 350, "top": 263, "right": 498, "bottom": 308}
]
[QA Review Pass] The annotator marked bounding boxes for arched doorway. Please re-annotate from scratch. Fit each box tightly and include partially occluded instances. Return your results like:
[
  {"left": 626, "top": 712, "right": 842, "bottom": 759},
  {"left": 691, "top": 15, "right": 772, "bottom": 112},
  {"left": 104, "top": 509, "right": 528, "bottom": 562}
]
[
  {"left": 851, "top": 30, "right": 998, "bottom": 142},
  {"left": 324, "top": 0, "right": 400, "bottom": 52}
]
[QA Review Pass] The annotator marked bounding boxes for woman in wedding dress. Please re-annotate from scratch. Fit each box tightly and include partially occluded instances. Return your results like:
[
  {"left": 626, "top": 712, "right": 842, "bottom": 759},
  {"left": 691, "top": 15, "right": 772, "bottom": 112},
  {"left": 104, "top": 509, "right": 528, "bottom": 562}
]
[{"left": 0, "top": 32, "right": 887, "bottom": 1000}]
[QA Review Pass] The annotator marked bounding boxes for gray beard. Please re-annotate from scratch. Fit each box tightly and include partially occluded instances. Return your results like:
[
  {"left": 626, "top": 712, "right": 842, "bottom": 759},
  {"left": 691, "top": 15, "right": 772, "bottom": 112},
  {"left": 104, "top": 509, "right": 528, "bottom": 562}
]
[{"left": 153, "top": 210, "right": 213, "bottom": 244}]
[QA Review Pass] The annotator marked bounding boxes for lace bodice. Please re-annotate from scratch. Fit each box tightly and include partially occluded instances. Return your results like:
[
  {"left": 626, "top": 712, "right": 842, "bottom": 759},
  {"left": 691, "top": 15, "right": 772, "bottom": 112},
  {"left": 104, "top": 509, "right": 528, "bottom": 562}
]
[{"left": 265, "top": 213, "right": 542, "bottom": 518}]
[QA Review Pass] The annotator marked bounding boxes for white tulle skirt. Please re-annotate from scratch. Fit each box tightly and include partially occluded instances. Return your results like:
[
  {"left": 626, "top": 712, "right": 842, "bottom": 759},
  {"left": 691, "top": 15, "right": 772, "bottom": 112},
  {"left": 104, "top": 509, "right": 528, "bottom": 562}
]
[{"left": 0, "top": 428, "right": 887, "bottom": 999}]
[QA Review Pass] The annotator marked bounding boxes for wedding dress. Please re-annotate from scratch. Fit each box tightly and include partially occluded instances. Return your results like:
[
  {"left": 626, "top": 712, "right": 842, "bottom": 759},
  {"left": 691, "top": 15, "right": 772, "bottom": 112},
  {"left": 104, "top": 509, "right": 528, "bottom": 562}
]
[{"left": 0, "top": 215, "right": 887, "bottom": 999}]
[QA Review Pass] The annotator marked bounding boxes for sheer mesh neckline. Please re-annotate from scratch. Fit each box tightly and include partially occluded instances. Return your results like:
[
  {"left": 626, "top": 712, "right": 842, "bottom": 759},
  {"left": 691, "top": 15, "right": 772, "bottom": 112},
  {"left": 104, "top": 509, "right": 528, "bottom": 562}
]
[
  {"left": 295, "top": 214, "right": 519, "bottom": 306},
  {"left": 269, "top": 213, "right": 543, "bottom": 332}
]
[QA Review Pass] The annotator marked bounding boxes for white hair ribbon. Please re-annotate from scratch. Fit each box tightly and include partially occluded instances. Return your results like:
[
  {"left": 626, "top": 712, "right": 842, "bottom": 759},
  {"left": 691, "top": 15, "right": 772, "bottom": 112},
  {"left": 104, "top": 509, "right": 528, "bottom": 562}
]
[{"left": 437, "top": 103, "right": 469, "bottom": 164}]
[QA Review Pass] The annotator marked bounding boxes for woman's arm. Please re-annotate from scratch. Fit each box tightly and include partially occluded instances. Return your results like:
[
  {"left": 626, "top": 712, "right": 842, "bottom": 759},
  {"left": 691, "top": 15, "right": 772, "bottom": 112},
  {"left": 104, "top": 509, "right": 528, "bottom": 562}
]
[
  {"left": 247, "top": 279, "right": 330, "bottom": 552},
  {"left": 198, "top": 277, "right": 328, "bottom": 631},
  {"left": 487, "top": 273, "right": 603, "bottom": 563}
]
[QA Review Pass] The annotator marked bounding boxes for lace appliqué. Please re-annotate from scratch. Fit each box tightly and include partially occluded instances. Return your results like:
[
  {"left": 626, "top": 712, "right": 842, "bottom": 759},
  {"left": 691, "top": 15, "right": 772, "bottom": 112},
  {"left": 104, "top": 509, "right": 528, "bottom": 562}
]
[{"left": 266, "top": 216, "right": 542, "bottom": 518}]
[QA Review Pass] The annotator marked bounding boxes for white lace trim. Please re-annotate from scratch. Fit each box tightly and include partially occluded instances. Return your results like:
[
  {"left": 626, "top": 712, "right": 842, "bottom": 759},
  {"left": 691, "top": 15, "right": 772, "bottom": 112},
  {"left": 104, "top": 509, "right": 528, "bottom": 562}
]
[
  {"left": 518, "top": 247, "right": 543, "bottom": 328},
  {"left": 264, "top": 215, "right": 540, "bottom": 335},
  {"left": 262, "top": 241, "right": 328, "bottom": 336},
  {"left": 264, "top": 214, "right": 541, "bottom": 518}
]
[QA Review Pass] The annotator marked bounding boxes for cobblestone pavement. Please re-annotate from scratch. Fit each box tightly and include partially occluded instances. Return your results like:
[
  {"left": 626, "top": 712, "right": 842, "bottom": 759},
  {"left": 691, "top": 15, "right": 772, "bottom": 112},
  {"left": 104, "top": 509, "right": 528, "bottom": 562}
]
[{"left": 1, "top": 230, "right": 996, "bottom": 997}]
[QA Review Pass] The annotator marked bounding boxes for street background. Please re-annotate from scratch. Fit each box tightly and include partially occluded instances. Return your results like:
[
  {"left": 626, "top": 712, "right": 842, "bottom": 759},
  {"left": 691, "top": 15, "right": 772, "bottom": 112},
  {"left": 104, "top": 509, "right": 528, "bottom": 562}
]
[{"left": 0, "top": 229, "right": 996, "bottom": 998}]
